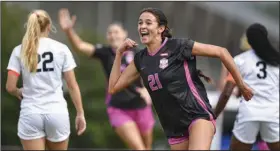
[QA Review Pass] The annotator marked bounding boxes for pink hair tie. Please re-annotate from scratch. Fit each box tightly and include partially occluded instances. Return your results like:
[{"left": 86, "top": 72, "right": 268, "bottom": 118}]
[{"left": 33, "top": 12, "right": 39, "bottom": 18}]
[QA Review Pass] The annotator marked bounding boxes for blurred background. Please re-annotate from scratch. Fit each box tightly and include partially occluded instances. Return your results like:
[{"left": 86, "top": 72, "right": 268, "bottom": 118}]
[{"left": 1, "top": 1, "right": 279, "bottom": 150}]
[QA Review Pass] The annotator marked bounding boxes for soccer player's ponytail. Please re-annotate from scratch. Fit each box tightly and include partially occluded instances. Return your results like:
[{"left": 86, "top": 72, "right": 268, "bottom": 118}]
[
  {"left": 162, "top": 26, "right": 172, "bottom": 39},
  {"left": 246, "top": 23, "right": 279, "bottom": 66},
  {"left": 21, "top": 10, "right": 52, "bottom": 72},
  {"left": 197, "top": 70, "right": 213, "bottom": 84}
]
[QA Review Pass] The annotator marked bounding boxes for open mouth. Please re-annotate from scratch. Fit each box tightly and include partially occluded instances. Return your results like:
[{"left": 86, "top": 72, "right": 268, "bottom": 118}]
[{"left": 140, "top": 31, "right": 149, "bottom": 37}]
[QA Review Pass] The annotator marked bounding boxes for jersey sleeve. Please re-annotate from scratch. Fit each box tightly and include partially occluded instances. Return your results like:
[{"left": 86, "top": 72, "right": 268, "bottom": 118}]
[
  {"left": 179, "top": 38, "right": 195, "bottom": 59},
  {"left": 91, "top": 44, "right": 108, "bottom": 60},
  {"left": 7, "top": 47, "right": 21, "bottom": 75},
  {"left": 63, "top": 46, "right": 77, "bottom": 72}
]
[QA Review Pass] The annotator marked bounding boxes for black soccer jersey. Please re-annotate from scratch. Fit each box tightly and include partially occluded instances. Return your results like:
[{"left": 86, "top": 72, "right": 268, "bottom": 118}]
[
  {"left": 92, "top": 44, "right": 146, "bottom": 109},
  {"left": 134, "top": 38, "right": 216, "bottom": 138}
]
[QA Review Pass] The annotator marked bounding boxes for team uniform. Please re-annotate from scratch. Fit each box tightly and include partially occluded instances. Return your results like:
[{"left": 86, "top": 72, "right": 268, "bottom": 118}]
[
  {"left": 134, "top": 38, "right": 216, "bottom": 145},
  {"left": 227, "top": 50, "right": 279, "bottom": 144},
  {"left": 7, "top": 37, "right": 76, "bottom": 142},
  {"left": 91, "top": 44, "right": 154, "bottom": 132},
  {"left": 225, "top": 75, "right": 269, "bottom": 150}
]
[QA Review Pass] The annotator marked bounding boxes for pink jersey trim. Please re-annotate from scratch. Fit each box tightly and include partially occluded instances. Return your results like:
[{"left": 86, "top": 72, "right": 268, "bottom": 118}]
[
  {"left": 148, "top": 38, "right": 168, "bottom": 56},
  {"left": 8, "top": 70, "right": 20, "bottom": 77},
  {"left": 183, "top": 61, "right": 214, "bottom": 120}
]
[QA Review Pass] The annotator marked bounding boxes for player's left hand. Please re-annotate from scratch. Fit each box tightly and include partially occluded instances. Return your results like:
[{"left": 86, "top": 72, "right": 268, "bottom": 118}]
[
  {"left": 136, "top": 87, "right": 152, "bottom": 105},
  {"left": 239, "top": 84, "right": 253, "bottom": 101},
  {"left": 75, "top": 115, "right": 86, "bottom": 136}
]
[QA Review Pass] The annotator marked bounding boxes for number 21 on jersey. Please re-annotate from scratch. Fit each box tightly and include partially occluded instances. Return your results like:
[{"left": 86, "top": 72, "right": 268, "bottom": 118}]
[{"left": 148, "top": 73, "right": 163, "bottom": 91}]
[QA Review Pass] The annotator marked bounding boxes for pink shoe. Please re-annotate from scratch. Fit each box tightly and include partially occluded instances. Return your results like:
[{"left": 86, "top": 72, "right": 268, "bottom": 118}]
[{"left": 257, "top": 141, "right": 269, "bottom": 150}]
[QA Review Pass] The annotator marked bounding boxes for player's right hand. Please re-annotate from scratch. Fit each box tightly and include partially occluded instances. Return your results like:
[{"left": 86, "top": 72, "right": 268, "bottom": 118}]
[
  {"left": 240, "top": 84, "right": 253, "bottom": 101},
  {"left": 16, "top": 88, "right": 23, "bottom": 100},
  {"left": 117, "top": 38, "right": 138, "bottom": 54},
  {"left": 136, "top": 87, "right": 152, "bottom": 105},
  {"left": 75, "top": 115, "right": 86, "bottom": 136},
  {"left": 58, "top": 8, "right": 76, "bottom": 32}
]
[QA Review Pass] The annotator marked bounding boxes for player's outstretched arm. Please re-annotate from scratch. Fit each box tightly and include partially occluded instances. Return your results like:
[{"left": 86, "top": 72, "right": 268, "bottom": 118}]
[
  {"left": 191, "top": 42, "right": 253, "bottom": 101},
  {"left": 58, "top": 8, "right": 95, "bottom": 57},
  {"left": 109, "top": 38, "right": 140, "bottom": 94}
]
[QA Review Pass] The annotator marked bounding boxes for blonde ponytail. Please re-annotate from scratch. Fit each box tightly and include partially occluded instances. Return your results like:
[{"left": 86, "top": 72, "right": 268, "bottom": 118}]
[
  {"left": 21, "top": 10, "right": 51, "bottom": 73},
  {"left": 21, "top": 13, "right": 40, "bottom": 73}
]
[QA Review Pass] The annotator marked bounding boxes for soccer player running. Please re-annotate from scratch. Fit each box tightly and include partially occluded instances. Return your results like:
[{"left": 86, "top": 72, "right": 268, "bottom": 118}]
[
  {"left": 6, "top": 10, "right": 86, "bottom": 150},
  {"left": 215, "top": 23, "right": 279, "bottom": 150},
  {"left": 58, "top": 9, "right": 155, "bottom": 150},
  {"left": 108, "top": 7, "right": 253, "bottom": 150}
]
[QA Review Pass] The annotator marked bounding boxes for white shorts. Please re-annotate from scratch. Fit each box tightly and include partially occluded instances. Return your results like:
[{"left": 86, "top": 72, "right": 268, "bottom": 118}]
[
  {"left": 18, "top": 114, "right": 70, "bottom": 142},
  {"left": 232, "top": 120, "right": 279, "bottom": 144}
]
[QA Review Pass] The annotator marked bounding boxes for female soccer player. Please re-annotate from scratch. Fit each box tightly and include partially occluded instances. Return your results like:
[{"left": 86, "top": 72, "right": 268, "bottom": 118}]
[
  {"left": 6, "top": 10, "right": 86, "bottom": 150},
  {"left": 108, "top": 7, "right": 253, "bottom": 150},
  {"left": 58, "top": 9, "right": 155, "bottom": 150},
  {"left": 215, "top": 23, "right": 279, "bottom": 150}
]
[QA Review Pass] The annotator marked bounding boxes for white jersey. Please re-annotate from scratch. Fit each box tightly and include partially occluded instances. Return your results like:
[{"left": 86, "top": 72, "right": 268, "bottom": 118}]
[
  {"left": 234, "top": 49, "right": 279, "bottom": 123},
  {"left": 7, "top": 37, "right": 77, "bottom": 116}
]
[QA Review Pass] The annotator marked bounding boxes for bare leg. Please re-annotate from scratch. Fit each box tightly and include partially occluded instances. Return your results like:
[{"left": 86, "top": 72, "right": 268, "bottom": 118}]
[
  {"left": 230, "top": 135, "right": 253, "bottom": 151},
  {"left": 170, "top": 139, "right": 189, "bottom": 150},
  {"left": 267, "top": 142, "right": 280, "bottom": 151},
  {"left": 115, "top": 121, "right": 146, "bottom": 150},
  {"left": 46, "top": 138, "right": 69, "bottom": 150},
  {"left": 188, "top": 119, "right": 215, "bottom": 150},
  {"left": 141, "top": 128, "right": 153, "bottom": 150},
  {"left": 20, "top": 138, "right": 46, "bottom": 150}
]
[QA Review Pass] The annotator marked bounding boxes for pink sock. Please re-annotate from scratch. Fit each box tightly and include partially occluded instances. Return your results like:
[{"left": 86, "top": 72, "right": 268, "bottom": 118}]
[{"left": 257, "top": 141, "right": 269, "bottom": 150}]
